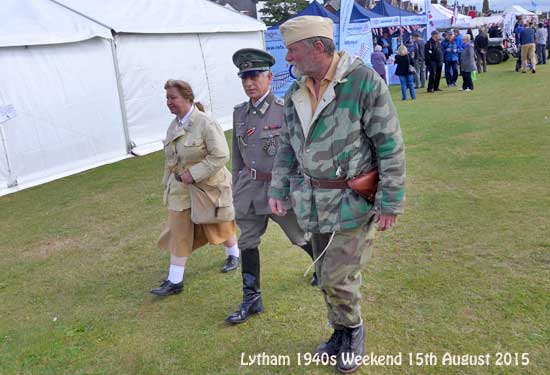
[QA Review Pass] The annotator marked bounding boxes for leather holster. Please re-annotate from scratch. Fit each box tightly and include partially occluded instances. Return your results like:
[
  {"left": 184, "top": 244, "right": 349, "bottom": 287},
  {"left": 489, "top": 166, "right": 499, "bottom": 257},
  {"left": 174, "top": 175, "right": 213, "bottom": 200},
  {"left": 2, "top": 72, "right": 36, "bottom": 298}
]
[{"left": 347, "top": 169, "right": 379, "bottom": 203}]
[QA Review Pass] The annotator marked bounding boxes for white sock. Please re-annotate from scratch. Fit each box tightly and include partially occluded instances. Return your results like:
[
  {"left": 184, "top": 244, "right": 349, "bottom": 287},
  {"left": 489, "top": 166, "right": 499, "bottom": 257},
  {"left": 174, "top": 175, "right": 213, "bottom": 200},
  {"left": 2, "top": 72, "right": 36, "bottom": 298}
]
[
  {"left": 224, "top": 244, "right": 240, "bottom": 258},
  {"left": 167, "top": 265, "right": 185, "bottom": 283}
]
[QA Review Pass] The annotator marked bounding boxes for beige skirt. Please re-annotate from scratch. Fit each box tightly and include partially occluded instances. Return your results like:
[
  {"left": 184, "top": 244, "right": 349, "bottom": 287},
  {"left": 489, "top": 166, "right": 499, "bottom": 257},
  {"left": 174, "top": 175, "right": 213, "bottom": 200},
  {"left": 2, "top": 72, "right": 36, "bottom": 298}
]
[{"left": 157, "top": 209, "right": 236, "bottom": 257}]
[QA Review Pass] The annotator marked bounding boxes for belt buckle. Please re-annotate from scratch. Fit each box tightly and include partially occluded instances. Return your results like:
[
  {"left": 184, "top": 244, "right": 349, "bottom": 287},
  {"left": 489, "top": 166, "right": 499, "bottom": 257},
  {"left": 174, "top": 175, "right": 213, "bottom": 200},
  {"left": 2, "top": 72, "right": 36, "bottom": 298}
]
[{"left": 250, "top": 168, "right": 257, "bottom": 180}]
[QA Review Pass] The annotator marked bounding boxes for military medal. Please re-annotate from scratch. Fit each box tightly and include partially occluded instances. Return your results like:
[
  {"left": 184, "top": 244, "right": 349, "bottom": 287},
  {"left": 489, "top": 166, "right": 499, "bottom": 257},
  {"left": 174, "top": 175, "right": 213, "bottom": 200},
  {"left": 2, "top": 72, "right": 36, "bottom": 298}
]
[
  {"left": 246, "top": 128, "right": 256, "bottom": 137},
  {"left": 263, "top": 138, "right": 277, "bottom": 156}
]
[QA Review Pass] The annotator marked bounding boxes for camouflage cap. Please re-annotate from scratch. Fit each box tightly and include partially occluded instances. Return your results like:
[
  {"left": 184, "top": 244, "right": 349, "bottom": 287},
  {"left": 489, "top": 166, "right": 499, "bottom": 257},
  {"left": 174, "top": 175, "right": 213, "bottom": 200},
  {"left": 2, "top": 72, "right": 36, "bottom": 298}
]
[{"left": 232, "top": 48, "right": 275, "bottom": 77}]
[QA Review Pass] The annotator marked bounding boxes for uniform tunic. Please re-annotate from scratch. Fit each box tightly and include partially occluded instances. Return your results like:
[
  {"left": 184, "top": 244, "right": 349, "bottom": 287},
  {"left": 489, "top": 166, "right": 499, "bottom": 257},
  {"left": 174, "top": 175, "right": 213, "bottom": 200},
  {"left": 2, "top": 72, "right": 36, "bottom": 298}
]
[{"left": 232, "top": 92, "right": 306, "bottom": 250}]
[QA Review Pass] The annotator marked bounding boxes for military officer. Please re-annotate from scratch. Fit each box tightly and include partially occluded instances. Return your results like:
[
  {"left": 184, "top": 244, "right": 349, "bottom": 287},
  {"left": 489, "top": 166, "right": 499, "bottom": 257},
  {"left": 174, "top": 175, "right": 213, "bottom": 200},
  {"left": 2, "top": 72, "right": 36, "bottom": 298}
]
[{"left": 226, "top": 48, "right": 317, "bottom": 325}]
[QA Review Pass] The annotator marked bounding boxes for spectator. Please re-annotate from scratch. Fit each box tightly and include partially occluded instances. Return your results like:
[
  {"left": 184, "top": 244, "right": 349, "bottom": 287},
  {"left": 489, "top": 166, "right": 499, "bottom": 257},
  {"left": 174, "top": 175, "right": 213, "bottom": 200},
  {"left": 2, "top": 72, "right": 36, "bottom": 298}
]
[
  {"left": 442, "top": 33, "right": 460, "bottom": 87},
  {"left": 394, "top": 45, "right": 416, "bottom": 101},
  {"left": 371, "top": 45, "right": 387, "bottom": 83},
  {"left": 425, "top": 30, "right": 443, "bottom": 93},
  {"left": 474, "top": 28, "right": 489, "bottom": 73},
  {"left": 453, "top": 29, "right": 463, "bottom": 49},
  {"left": 413, "top": 32, "right": 426, "bottom": 89},
  {"left": 378, "top": 30, "right": 393, "bottom": 58},
  {"left": 535, "top": 22, "right": 547, "bottom": 65},
  {"left": 460, "top": 35, "right": 476, "bottom": 91},
  {"left": 520, "top": 22, "right": 537, "bottom": 73}
]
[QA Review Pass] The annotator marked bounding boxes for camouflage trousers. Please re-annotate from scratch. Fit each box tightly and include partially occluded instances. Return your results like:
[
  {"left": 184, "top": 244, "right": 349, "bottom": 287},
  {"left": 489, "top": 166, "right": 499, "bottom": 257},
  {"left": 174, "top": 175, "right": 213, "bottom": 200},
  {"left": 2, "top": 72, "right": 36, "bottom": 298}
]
[{"left": 311, "top": 214, "right": 377, "bottom": 329}]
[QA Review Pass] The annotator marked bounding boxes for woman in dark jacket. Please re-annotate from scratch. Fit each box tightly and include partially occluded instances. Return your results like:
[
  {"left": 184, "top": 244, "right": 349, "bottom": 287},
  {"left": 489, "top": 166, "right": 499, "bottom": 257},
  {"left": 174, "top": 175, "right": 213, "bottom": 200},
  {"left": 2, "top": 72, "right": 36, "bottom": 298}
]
[{"left": 394, "top": 44, "right": 416, "bottom": 100}]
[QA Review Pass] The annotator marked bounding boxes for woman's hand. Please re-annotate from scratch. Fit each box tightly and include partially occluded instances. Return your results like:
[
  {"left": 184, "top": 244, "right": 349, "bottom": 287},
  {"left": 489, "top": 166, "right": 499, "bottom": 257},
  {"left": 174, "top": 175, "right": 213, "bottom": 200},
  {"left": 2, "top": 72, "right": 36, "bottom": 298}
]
[
  {"left": 174, "top": 171, "right": 194, "bottom": 184},
  {"left": 180, "top": 170, "right": 194, "bottom": 184}
]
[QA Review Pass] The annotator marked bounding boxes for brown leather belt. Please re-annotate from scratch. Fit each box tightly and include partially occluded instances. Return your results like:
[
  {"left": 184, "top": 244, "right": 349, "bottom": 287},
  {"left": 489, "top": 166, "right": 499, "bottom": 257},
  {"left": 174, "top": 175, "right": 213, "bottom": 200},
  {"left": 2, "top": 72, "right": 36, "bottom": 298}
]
[
  {"left": 304, "top": 175, "right": 348, "bottom": 189},
  {"left": 246, "top": 167, "right": 272, "bottom": 182}
]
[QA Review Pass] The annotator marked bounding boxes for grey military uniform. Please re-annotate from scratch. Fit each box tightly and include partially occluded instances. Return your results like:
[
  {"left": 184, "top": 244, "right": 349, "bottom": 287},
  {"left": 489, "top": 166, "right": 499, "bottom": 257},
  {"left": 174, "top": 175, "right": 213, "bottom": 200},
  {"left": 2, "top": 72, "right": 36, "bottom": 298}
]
[{"left": 232, "top": 92, "right": 306, "bottom": 250}]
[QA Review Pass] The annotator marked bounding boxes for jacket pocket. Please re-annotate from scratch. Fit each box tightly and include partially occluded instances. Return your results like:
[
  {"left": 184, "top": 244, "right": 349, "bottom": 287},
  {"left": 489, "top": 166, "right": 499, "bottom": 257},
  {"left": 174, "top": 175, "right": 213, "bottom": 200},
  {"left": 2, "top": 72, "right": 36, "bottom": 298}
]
[
  {"left": 339, "top": 190, "right": 372, "bottom": 231},
  {"left": 289, "top": 175, "right": 313, "bottom": 230}
]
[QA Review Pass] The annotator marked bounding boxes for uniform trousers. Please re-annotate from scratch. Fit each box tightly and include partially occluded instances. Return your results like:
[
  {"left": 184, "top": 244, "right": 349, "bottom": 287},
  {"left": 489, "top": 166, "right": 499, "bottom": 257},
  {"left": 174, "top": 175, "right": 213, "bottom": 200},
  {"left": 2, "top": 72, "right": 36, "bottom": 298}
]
[
  {"left": 236, "top": 206, "right": 307, "bottom": 250},
  {"left": 311, "top": 215, "right": 376, "bottom": 329}
]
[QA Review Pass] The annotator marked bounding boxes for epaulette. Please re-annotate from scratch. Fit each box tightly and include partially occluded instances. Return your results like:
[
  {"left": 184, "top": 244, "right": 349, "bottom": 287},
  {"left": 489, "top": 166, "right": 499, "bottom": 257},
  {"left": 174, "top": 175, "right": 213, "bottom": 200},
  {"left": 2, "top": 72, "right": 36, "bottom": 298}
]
[
  {"left": 274, "top": 97, "right": 284, "bottom": 106},
  {"left": 234, "top": 101, "right": 247, "bottom": 109}
]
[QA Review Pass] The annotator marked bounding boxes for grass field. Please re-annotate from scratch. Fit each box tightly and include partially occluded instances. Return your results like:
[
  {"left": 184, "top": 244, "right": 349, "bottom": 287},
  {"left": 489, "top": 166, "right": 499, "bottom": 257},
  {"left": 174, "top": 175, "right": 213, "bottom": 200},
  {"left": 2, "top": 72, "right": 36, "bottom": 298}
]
[{"left": 1, "top": 60, "right": 549, "bottom": 374}]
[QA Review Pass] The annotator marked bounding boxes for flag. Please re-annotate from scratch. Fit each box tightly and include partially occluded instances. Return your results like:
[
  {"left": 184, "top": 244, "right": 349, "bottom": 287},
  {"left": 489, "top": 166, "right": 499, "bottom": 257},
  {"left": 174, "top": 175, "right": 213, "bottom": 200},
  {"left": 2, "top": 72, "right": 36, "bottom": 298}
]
[
  {"left": 451, "top": 0, "right": 459, "bottom": 26},
  {"left": 339, "top": 0, "right": 354, "bottom": 50}
]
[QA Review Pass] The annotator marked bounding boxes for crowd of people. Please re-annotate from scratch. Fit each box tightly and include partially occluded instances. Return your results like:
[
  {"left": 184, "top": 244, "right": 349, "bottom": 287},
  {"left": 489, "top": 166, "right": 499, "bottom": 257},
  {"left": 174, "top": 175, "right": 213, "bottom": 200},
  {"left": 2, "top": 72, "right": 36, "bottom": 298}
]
[
  {"left": 514, "top": 21, "right": 548, "bottom": 73},
  {"left": 370, "top": 18, "right": 550, "bottom": 98},
  {"left": 371, "top": 28, "right": 488, "bottom": 97}
]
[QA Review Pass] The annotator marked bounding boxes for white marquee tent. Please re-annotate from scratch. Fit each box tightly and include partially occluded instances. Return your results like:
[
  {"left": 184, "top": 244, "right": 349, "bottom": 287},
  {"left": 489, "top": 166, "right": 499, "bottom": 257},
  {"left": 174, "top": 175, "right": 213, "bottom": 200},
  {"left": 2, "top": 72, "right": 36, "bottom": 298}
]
[
  {"left": 0, "top": 0, "right": 266, "bottom": 196},
  {"left": 429, "top": 4, "right": 472, "bottom": 29},
  {"left": 0, "top": 0, "right": 128, "bottom": 195},
  {"left": 55, "top": 0, "right": 266, "bottom": 155},
  {"left": 504, "top": 6, "right": 536, "bottom": 16}
]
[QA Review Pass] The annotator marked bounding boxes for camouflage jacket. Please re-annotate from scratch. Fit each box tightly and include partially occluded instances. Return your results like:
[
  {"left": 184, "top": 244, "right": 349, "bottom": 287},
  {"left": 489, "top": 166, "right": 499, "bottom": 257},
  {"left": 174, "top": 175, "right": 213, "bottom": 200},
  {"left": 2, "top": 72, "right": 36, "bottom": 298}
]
[{"left": 269, "top": 51, "right": 405, "bottom": 233}]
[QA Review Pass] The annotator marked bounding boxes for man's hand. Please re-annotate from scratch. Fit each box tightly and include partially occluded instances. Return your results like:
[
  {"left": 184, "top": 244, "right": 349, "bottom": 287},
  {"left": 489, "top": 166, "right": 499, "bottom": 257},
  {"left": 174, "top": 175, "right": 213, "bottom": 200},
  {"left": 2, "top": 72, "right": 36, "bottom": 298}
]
[
  {"left": 377, "top": 214, "right": 397, "bottom": 231},
  {"left": 269, "top": 198, "right": 287, "bottom": 216}
]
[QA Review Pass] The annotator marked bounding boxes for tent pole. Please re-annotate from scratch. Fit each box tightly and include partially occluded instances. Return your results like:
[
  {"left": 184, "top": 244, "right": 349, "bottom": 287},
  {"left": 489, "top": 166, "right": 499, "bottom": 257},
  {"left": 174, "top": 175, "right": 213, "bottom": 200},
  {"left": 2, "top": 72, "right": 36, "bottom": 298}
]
[
  {"left": 110, "top": 36, "right": 133, "bottom": 154},
  {"left": 0, "top": 125, "right": 17, "bottom": 188},
  {"left": 197, "top": 34, "right": 214, "bottom": 117}
]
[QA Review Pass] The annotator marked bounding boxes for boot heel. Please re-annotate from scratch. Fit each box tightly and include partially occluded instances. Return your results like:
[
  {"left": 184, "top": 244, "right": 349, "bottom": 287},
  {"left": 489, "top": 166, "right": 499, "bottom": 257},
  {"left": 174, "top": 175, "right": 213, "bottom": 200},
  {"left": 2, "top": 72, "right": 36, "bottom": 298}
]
[{"left": 251, "top": 299, "right": 263, "bottom": 314}]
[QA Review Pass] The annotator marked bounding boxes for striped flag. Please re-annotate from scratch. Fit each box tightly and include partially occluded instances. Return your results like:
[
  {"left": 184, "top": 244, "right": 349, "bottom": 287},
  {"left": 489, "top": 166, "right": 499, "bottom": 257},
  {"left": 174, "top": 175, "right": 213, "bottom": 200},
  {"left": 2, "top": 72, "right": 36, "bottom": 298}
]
[{"left": 451, "top": 0, "right": 459, "bottom": 26}]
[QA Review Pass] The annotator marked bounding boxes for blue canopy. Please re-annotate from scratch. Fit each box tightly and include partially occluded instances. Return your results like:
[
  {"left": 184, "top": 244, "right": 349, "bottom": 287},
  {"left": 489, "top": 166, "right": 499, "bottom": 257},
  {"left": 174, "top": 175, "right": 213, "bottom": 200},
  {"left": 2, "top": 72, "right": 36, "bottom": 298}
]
[
  {"left": 344, "top": 2, "right": 384, "bottom": 21},
  {"left": 268, "top": 0, "right": 338, "bottom": 29},
  {"left": 371, "top": 1, "right": 419, "bottom": 17}
]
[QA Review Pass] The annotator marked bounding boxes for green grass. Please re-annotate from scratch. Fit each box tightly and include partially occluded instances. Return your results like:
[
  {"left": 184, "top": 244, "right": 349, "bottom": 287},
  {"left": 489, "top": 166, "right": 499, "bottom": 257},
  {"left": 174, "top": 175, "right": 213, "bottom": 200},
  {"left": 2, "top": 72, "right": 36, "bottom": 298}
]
[{"left": 1, "top": 60, "right": 549, "bottom": 374}]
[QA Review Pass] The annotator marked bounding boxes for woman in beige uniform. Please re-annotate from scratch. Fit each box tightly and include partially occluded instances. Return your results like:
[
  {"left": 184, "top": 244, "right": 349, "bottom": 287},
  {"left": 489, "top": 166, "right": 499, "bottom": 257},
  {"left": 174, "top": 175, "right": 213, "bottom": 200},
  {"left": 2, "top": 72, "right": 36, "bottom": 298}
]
[{"left": 151, "top": 79, "right": 239, "bottom": 296}]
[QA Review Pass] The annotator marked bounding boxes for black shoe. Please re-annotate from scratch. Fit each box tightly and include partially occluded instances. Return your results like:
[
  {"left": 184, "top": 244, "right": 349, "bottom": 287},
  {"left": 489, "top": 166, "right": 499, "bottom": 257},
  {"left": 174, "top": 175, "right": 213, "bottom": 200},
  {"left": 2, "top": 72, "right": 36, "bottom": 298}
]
[
  {"left": 315, "top": 329, "right": 344, "bottom": 356},
  {"left": 150, "top": 279, "right": 183, "bottom": 296},
  {"left": 226, "top": 295, "right": 263, "bottom": 324},
  {"left": 336, "top": 325, "right": 365, "bottom": 373},
  {"left": 310, "top": 272, "right": 319, "bottom": 286},
  {"left": 532, "top": 70, "right": 536, "bottom": 74},
  {"left": 221, "top": 255, "right": 239, "bottom": 273}
]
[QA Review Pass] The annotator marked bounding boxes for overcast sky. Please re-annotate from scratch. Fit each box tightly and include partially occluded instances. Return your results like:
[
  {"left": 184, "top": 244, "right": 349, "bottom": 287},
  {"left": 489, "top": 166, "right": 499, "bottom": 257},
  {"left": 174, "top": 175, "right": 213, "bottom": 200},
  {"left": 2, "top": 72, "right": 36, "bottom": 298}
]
[
  {"left": 449, "top": 0, "right": 549, "bottom": 12},
  {"left": 404, "top": 0, "right": 549, "bottom": 12}
]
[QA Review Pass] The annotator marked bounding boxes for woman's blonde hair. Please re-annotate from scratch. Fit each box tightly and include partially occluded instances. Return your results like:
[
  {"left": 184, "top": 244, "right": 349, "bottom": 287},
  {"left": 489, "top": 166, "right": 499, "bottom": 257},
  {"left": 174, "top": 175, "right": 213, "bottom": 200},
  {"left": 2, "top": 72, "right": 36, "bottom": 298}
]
[
  {"left": 462, "top": 34, "right": 471, "bottom": 42},
  {"left": 164, "top": 79, "right": 205, "bottom": 112},
  {"left": 397, "top": 44, "right": 408, "bottom": 56},
  {"left": 375, "top": 45, "right": 383, "bottom": 52}
]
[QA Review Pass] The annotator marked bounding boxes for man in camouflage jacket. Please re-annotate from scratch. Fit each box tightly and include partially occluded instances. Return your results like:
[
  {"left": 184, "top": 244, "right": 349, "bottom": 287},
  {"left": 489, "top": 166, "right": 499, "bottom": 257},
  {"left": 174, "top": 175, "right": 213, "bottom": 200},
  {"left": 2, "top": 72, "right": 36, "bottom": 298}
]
[{"left": 269, "top": 16, "right": 406, "bottom": 373}]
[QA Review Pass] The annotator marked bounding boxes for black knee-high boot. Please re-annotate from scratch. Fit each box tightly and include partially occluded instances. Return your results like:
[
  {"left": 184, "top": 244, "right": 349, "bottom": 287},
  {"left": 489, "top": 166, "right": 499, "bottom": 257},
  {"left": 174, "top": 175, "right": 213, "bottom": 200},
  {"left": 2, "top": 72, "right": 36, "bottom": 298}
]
[{"left": 226, "top": 247, "right": 263, "bottom": 324}]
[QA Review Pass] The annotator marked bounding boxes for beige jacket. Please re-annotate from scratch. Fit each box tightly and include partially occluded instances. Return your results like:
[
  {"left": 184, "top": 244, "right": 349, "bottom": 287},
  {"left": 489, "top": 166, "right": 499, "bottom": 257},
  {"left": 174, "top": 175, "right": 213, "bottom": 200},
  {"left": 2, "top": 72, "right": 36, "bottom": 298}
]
[{"left": 162, "top": 108, "right": 231, "bottom": 211}]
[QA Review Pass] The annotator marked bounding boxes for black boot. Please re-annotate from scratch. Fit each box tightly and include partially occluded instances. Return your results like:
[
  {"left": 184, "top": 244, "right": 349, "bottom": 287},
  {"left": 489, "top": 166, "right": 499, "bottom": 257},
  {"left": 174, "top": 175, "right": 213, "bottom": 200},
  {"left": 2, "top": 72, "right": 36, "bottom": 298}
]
[
  {"left": 226, "top": 248, "right": 263, "bottom": 324},
  {"left": 336, "top": 325, "right": 365, "bottom": 373},
  {"left": 301, "top": 243, "right": 319, "bottom": 286},
  {"left": 315, "top": 329, "right": 344, "bottom": 356},
  {"left": 150, "top": 278, "right": 183, "bottom": 296}
]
